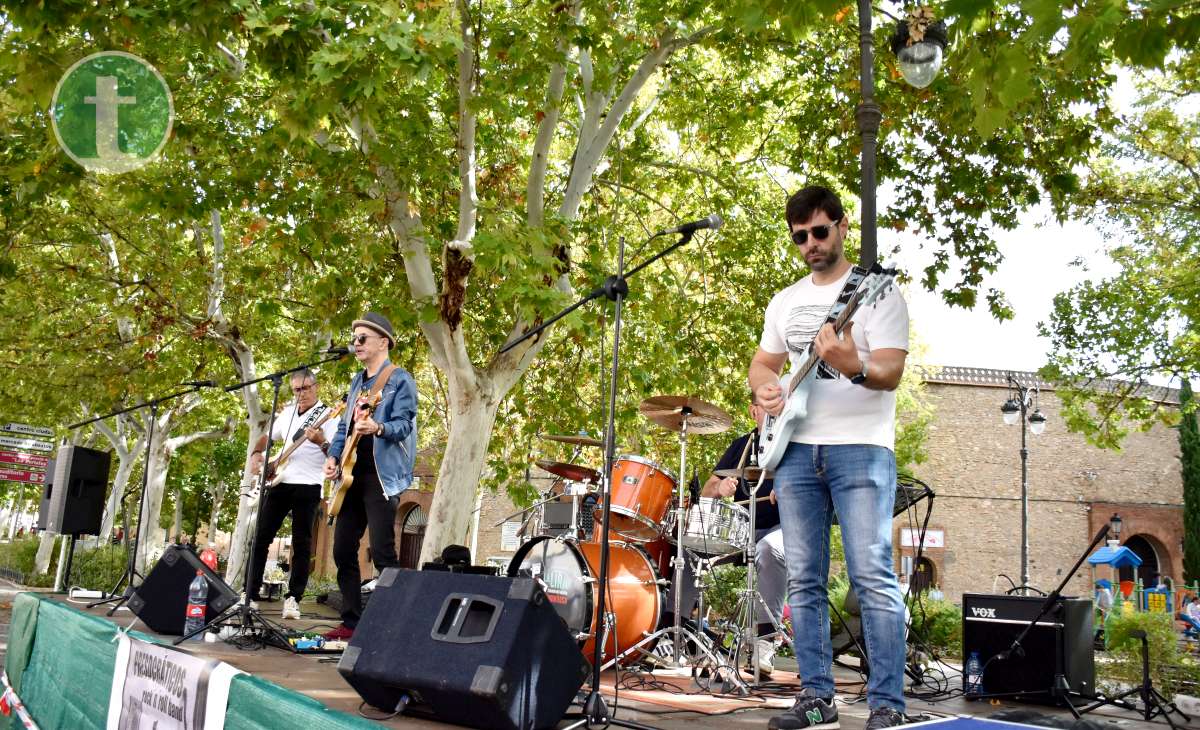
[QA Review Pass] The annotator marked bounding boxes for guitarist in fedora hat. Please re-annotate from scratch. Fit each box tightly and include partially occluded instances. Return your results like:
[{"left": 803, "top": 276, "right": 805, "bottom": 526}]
[
  {"left": 748, "top": 186, "right": 909, "bottom": 730},
  {"left": 322, "top": 311, "right": 418, "bottom": 640}
]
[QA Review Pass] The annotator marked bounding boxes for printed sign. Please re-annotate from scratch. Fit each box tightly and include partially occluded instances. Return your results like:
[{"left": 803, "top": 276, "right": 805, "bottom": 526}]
[
  {"left": 1, "top": 423, "right": 53, "bottom": 438},
  {"left": 0, "top": 468, "right": 44, "bottom": 485},
  {"left": 900, "top": 528, "right": 944, "bottom": 549},
  {"left": 501, "top": 521, "right": 523, "bottom": 551},
  {"left": 0, "top": 450, "right": 49, "bottom": 470},
  {"left": 0, "top": 435, "right": 53, "bottom": 453},
  {"left": 107, "top": 636, "right": 242, "bottom": 730}
]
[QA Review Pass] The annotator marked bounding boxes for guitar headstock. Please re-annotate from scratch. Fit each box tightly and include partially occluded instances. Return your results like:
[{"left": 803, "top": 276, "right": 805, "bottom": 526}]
[
  {"left": 858, "top": 263, "right": 899, "bottom": 307},
  {"left": 329, "top": 400, "right": 347, "bottom": 419}
]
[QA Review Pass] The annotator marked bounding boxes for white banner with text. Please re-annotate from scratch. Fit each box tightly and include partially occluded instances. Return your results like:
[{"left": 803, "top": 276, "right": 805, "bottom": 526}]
[{"left": 106, "top": 636, "right": 243, "bottom": 730}]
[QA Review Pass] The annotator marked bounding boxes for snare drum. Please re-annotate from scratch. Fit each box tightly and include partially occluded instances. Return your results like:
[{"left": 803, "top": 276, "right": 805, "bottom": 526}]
[
  {"left": 604, "top": 455, "right": 677, "bottom": 542},
  {"left": 507, "top": 536, "right": 663, "bottom": 664},
  {"left": 665, "top": 497, "right": 750, "bottom": 556}
]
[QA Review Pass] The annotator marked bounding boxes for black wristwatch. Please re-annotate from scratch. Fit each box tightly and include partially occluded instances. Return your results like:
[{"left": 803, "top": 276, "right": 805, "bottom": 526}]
[{"left": 850, "top": 364, "right": 868, "bottom": 385}]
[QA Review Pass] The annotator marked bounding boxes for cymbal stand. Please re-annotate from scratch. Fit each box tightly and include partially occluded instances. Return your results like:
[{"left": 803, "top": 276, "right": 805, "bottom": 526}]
[{"left": 733, "top": 468, "right": 791, "bottom": 685}]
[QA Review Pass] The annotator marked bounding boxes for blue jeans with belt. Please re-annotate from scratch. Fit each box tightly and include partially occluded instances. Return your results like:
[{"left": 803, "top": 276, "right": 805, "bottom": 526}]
[{"left": 775, "top": 442, "right": 905, "bottom": 712}]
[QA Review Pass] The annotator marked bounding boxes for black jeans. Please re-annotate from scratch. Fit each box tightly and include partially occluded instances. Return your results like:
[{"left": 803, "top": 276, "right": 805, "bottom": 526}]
[
  {"left": 247, "top": 482, "right": 321, "bottom": 601},
  {"left": 332, "top": 470, "right": 399, "bottom": 627}
]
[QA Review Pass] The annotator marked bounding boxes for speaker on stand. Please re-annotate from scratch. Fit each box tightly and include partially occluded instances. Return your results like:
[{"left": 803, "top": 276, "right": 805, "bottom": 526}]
[
  {"left": 127, "top": 544, "right": 239, "bottom": 635},
  {"left": 37, "top": 446, "right": 112, "bottom": 589}
]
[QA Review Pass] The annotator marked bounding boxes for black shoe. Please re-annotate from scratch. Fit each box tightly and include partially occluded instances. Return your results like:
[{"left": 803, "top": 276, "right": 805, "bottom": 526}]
[
  {"left": 865, "top": 707, "right": 905, "bottom": 730},
  {"left": 768, "top": 694, "right": 839, "bottom": 730}
]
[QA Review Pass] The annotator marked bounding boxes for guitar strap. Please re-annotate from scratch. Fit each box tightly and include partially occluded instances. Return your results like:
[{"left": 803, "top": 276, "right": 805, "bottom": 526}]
[
  {"left": 354, "top": 363, "right": 397, "bottom": 418},
  {"left": 290, "top": 402, "right": 329, "bottom": 443},
  {"left": 814, "top": 265, "right": 869, "bottom": 379}
]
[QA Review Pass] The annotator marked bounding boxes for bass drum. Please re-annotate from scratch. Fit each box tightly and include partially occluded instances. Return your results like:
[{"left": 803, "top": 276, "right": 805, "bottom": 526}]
[{"left": 508, "top": 537, "right": 663, "bottom": 665}]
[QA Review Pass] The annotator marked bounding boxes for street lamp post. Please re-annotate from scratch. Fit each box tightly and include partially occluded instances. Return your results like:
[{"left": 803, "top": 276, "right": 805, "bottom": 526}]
[
  {"left": 1001, "top": 373, "right": 1047, "bottom": 594},
  {"left": 855, "top": 4, "right": 948, "bottom": 268}
]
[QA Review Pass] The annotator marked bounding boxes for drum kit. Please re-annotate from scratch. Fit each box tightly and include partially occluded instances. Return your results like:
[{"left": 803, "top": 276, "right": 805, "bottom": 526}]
[{"left": 498, "top": 393, "right": 779, "bottom": 692}]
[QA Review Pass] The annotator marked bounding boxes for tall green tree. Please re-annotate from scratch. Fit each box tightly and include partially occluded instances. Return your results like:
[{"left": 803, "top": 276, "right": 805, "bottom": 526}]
[{"left": 1181, "top": 379, "right": 1200, "bottom": 582}]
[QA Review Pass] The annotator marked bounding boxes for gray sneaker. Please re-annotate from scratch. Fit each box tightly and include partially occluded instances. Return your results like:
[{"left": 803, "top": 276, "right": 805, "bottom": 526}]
[
  {"left": 768, "top": 693, "right": 839, "bottom": 730},
  {"left": 865, "top": 707, "right": 905, "bottom": 730}
]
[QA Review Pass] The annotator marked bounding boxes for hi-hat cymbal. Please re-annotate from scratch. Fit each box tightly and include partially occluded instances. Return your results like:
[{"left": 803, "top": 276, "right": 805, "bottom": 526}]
[
  {"left": 639, "top": 395, "right": 732, "bottom": 434},
  {"left": 535, "top": 459, "right": 601, "bottom": 483},
  {"left": 714, "top": 466, "right": 772, "bottom": 482},
  {"left": 542, "top": 434, "right": 605, "bottom": 448}
]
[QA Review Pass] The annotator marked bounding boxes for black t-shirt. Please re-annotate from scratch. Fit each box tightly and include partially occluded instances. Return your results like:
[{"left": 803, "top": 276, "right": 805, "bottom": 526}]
[
  {"left": 351, "top": 369, "right": 382, "bottom": 477},
  {"left": 712, "top": 431, "right": 779, "bottom": 530}
]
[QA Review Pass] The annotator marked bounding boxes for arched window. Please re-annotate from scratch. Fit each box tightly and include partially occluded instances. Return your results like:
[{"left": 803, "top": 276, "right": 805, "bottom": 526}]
[
  {"left": 912, "top": 556, "right": 936, "bottom": 594},
  {"left": 398, "top": 505, "right": 427, "bottom": 568},
  {"left": 1118, "top": 534, "right": 1160, "bottom": 587}
]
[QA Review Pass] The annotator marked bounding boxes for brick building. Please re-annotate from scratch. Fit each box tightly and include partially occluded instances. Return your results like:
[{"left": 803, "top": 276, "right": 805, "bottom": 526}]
[
  {"left": 309, "top": 366, "right": 1185, "bottom": 608},
  {"left": 901, "top": 367, "right": 1183, "bottom": 603}
]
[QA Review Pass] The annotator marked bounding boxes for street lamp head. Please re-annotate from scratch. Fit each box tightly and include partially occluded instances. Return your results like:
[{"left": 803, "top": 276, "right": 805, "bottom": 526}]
[
  {"left": 1109, "top": 513, "right": 1123, "bottom": 539},
  {"left": 1001, "top": 398, "right": 1021, "bottom": 425},
  {"left": 890, "top": 18, "right": 948, "bottom": 89},
  {"left": 1028, "top": 409, "right": 1047, "bottom": 435}
]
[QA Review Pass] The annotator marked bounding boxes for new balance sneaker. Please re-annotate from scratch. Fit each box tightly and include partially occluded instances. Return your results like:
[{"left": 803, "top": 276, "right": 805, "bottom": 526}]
[
  {"left": 281, "top": 596, "right": 301, "bottom": 620},
  {"left": 322, "top": 624, "right": 355, "bottom": 641},
  {"left": 768, "top": 693, "right": 839, "bottom": 730},
  {"left": 865, "top": 707, "right": 905, "bottom": 730},
  {"left": 755, "top": 638, "right": 776, "bottom": 676}
]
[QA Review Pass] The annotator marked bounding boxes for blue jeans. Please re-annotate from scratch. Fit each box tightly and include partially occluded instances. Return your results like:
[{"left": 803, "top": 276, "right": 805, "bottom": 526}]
[{"left": 775, "top": 443, "right": 905, "bottom": 711}]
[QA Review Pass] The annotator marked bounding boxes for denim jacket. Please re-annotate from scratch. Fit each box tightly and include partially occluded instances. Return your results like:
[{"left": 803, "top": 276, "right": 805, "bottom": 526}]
[{"left": 329, "top": 361, "right": 417, "bottom": 497}]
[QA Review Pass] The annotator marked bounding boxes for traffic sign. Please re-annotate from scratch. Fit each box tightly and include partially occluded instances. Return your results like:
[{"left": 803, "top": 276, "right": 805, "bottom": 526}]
[
  {"left": 0, "top": 450, "right": 48, "bottom": 470},
  {"left": 0, "top": 468, "right": 45, "bottom": 485},
  {"left": 0, "top": 423, "right": 53, "bottom": 438},
  {"left": 0, "top": 435, "right": 53, "bottom": 453}
]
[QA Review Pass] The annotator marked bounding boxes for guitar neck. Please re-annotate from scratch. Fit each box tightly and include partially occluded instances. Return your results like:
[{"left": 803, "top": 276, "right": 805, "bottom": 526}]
[{"left": 786, "top": 289, "right": 867, "bottom": 395}]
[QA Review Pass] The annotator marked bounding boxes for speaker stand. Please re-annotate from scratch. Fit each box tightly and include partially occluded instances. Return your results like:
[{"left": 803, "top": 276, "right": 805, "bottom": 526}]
[
  {"left": 69, "top": 385, "right": 214, "bottom": 613},
  {"left": 1078, "top": 629, "right": 1191, "bottom": 729}
]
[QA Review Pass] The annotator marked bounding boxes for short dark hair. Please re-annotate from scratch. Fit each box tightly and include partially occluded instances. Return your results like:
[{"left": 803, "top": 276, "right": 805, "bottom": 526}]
[{"left": 785, "top": 185, "right": 845, "bottom": 228}]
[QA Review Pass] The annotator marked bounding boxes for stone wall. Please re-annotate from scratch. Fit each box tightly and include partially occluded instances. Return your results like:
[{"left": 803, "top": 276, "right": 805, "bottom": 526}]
[{"left": 907, "top": 375, "right": 1182, "bottom": 603}]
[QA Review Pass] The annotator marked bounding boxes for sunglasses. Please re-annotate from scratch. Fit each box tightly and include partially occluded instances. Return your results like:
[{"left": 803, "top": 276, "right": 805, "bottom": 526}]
[
  {"left": 349, "top": 333, "right": 382, "bottom": 346},
  {"left": 790, "top": 218, "right": 842, "bottom": 246}
]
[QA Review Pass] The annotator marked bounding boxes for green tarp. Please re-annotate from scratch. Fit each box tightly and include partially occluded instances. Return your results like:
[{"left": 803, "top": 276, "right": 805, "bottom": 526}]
[{"left": 1, "top": 593, "right": 377, "bottom": 729}]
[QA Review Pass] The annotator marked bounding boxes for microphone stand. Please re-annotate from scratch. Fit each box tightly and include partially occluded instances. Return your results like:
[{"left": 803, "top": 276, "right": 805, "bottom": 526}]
[
  {"left": 175, "top": 350, "right": 348, "bottom": 648},
  {"left": 972, "top": 523, "right": 1110, "bottom": 716},
  {"left": 501, "top": 228, "right": 704, "bottom": 730},
  {"left": 70, "top": 383, "right": 215, "bottom": 614}
]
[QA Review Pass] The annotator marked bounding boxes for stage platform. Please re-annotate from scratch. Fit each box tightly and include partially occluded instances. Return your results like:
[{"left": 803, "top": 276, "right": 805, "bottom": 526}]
[{"left": 1, "top": 592, "right": 1188, "bottom": 729}]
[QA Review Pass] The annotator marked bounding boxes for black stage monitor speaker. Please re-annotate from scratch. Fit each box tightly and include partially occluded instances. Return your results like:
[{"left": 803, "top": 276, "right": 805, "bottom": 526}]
[
  {"left": 41, "top": 446, "right": 110, "bottom": 536},
  {"left": 962, "top": 593, "right": 1095, "bottom": 703},
  {"left": 339, "top": 568, "right": 589, "bottom": 730},
  {"left": 128, "top": 544, "right": 238, "bottom": 635}
]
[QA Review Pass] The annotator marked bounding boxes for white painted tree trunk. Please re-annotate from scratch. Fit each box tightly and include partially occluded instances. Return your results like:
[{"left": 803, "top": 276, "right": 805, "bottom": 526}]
[
  {"left": 170, "top": 484, "right": 184, "bottom": 543},
  {"left": 99, "top": 454, "right": 139, "bottom": 547},
  {"left": 418, "top": 383, "right": 502, "bottom": 564},
  {"left": 224, "top": 419, "right": 267, "bottom": 589},
  {"left": 34, "top": 525, "right": 55, "bottom": 574},
  {"left": 136, "top": 437, "right": 172, "bottom": 572}
]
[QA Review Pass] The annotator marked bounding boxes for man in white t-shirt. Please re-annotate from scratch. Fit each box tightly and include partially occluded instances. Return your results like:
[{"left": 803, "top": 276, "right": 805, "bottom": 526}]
[
  {"left": 247, "top": 368, "right": 340, "bottom": 620},
  {"left": 749, "top": 186, "right": 910, "bottom": 730}
]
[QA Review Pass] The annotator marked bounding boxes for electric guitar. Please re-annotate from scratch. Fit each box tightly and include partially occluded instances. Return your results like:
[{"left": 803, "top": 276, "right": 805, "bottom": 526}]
[
  {"left": 264, "top": 401, "right": 346, "bottom": 488},
  {"left": 756, "top": 264, "right": 898, "bottom": 471},
  {"left": 326, "top": 390, "right": 384, "bottom": 521}
]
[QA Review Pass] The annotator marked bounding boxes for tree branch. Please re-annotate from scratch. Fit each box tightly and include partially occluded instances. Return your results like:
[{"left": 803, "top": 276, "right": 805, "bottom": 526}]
[{"left": 526, "top": 0, "right": 582, "bottom": 228}]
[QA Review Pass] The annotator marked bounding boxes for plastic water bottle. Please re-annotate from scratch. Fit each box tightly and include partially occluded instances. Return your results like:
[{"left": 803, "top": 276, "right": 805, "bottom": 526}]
[
  {"left": 199, "top": 543, "right": 218, "bottom": 573},
  {"left": 182, "top": 571, "right": 208, "bottom": 641},
  {"left": 965, "top": 651, "right": 983, "bottom": 695}
]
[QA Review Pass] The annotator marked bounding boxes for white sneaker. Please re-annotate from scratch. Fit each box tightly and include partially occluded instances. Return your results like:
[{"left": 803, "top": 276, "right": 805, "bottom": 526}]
[
  {"left": 237, "top": 594, "right": 259, "bottom": 611},
  {"left": 755, "top": 638, "right": 776, "bottom": 676},
  {"left": 281, "top": 596, "right": 300, "bottom": 620}
]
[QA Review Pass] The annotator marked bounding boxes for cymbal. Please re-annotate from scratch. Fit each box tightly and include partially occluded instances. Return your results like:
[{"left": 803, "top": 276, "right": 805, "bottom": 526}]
[
  {"left": 542, "top": 434, "right": 604, "bottom": 448},
  {"left": 535, "top": 459, "right": 601, "bottom": 483},
  {"left": 713, "top": 466, "right": 772, "bottom": 481},
  {"left": 639, "top": 395, "right": 732, "bottom": 434}
]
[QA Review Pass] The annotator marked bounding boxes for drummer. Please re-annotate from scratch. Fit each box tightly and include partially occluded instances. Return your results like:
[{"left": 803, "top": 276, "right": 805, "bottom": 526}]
[{"left": 702, "top": 391, "right": 787, "bottom": 676}]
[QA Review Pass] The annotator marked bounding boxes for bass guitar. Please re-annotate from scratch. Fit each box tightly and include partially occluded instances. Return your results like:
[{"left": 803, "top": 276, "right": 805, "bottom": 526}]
[
  {"left": 264, "top": 400, "right": 346, "bottom": 488},
  {"left": 326, "top": 390, "right": 383, "bottom": 521},
  {"left": 757, "top": 264, "right": 897, "bottom": 471}
]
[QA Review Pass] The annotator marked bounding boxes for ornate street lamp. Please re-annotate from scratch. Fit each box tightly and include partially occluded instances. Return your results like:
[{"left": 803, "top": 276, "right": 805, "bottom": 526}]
[
  {"left": 1001, "top": 373, "right": 1048, "bottom": 594},
  {"left": 854, "top": 4, "right": 949, "bottom": 268}
]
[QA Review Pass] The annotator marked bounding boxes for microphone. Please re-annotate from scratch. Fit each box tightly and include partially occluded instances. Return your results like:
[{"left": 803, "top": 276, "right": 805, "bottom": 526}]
[
  {"left": 324, "top": 346, "right": 350, "bottom": 356},
  {"left": 656, "top": 213, "right": 723, "bottom": 237},
  {"left": 182, "top": 380, "right": 218, "bottom": 388}
]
